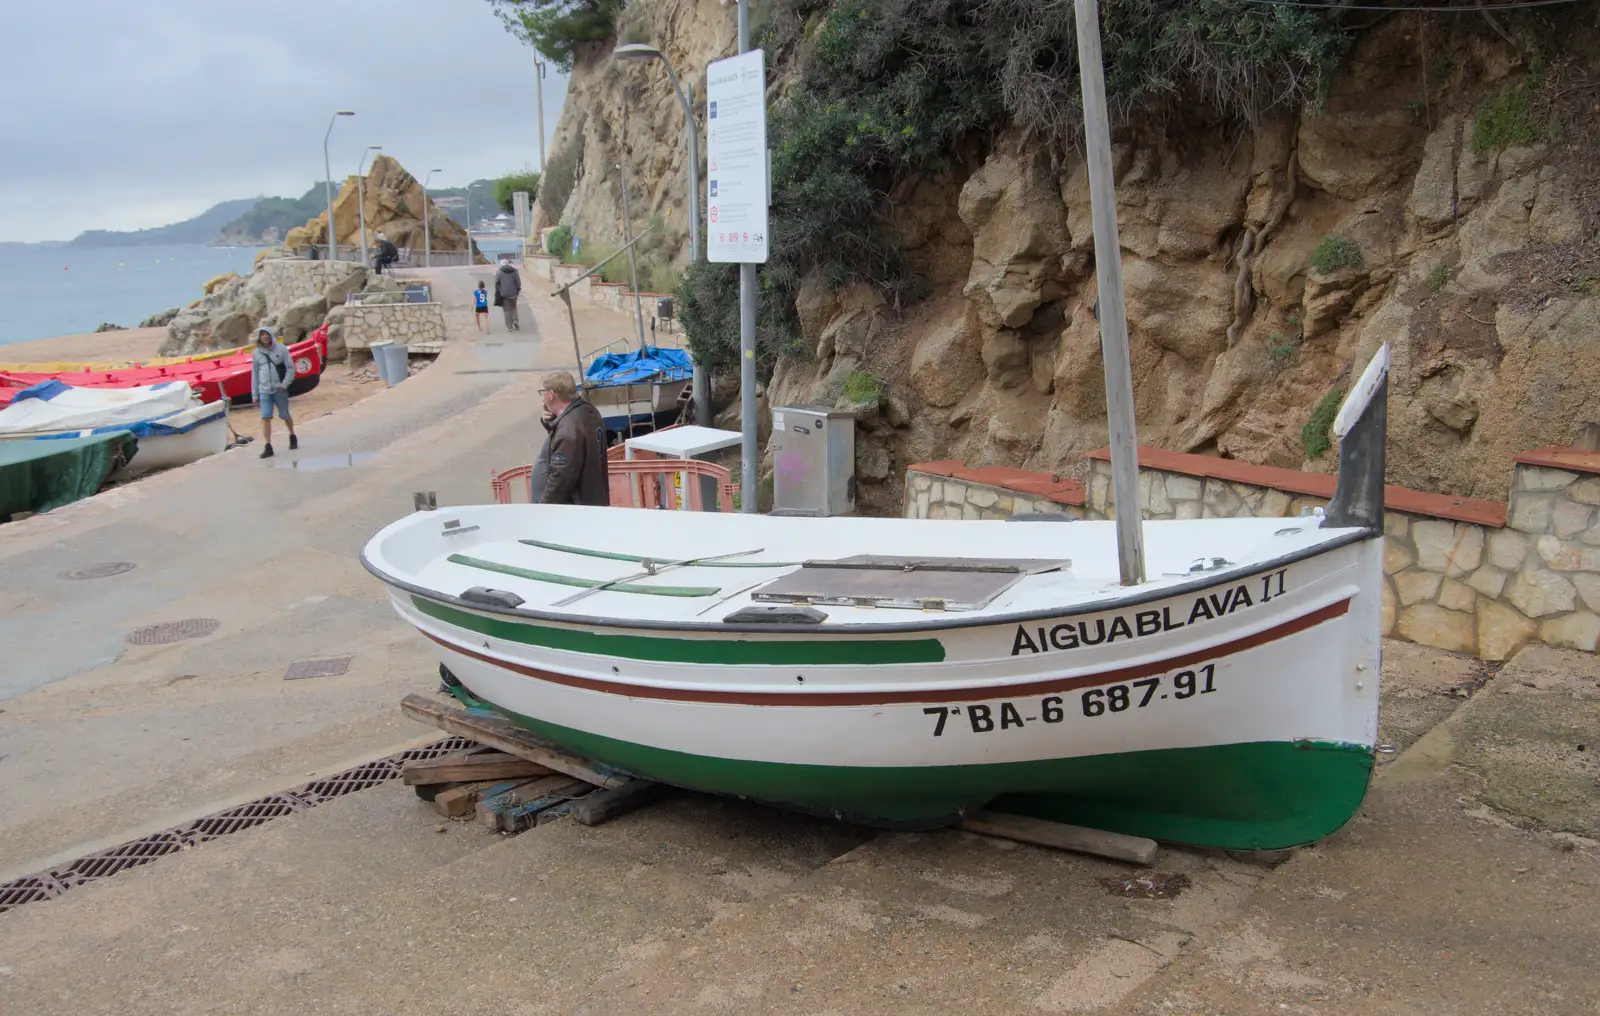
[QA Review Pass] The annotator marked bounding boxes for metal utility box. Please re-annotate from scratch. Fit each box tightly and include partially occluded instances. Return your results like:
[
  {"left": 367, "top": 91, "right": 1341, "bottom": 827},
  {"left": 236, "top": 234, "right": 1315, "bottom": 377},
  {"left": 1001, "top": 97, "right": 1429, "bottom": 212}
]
[{"left": 771, "top": 405, "right": 855, "bottom": 517}]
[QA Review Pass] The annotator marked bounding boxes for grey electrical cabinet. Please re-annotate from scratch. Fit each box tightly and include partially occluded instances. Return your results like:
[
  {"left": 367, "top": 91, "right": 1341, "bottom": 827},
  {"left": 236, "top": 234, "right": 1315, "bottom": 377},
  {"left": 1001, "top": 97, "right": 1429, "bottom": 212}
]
[{"left": 770, "top": 405, "right": 856, "bottom": 517}]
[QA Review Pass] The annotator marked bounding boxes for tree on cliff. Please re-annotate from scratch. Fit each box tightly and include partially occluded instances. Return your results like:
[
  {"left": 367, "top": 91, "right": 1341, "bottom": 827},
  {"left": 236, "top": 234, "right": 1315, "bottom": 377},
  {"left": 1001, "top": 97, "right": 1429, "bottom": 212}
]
[
  {"left": 489, "top": 0, "right": 623, "bottom": 71},
  {"left": 494, "top": 170, "right": 542, "bottom": 211}
]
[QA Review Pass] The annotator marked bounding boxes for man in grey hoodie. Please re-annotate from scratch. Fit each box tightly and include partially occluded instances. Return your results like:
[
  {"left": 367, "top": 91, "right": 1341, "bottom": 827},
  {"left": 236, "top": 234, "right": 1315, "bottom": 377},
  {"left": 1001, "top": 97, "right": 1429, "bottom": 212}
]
[
  {"left": 251, "top": 326, "right": 298, "bottom": 459},
  {"left": 494, "top": 259, "right": 522, "bottom": 331}
]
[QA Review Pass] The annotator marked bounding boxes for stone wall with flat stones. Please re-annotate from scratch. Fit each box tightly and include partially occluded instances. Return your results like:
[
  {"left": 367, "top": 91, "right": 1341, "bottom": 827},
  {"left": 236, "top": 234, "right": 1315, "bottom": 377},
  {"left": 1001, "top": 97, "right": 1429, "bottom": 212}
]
[
  {"left": 344, "top": 302, "right": 447, "bottom": 352},
  {"left": 906, "top": 453, "right": 1600, "bottom": 660},
  {"left": 904, "top": 472, "right": 1081, "bottom": 521},
  {"left": 257, "top": 258, "right": 364, "bottom": 311}
]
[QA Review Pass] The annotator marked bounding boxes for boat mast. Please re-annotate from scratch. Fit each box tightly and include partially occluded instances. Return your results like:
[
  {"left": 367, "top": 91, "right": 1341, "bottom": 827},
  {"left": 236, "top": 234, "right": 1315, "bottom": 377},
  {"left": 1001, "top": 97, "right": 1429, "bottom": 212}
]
[{"left": 1073, "top": 0, "right": 1145, "bottom": 585}]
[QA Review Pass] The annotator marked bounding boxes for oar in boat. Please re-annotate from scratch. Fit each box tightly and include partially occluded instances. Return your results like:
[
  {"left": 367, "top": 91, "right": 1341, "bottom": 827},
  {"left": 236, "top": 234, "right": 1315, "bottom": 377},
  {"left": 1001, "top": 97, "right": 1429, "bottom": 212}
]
[{"left": 549, "top": 548, "right": 766, "bottom": 608}]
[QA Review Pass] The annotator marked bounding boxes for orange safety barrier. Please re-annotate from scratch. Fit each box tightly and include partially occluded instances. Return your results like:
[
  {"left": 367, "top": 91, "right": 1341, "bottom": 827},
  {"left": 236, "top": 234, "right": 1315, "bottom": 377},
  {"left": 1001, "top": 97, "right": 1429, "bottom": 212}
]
[{"left": 490, "top": 456, "right": 737, "bottom": 511}]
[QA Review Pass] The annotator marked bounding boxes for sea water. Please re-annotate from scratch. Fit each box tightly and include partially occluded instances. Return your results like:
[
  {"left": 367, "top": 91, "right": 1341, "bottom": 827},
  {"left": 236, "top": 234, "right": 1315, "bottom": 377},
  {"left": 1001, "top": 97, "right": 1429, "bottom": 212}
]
[{"left": 0, "top": 243, "right": 266, "bottom": 346}]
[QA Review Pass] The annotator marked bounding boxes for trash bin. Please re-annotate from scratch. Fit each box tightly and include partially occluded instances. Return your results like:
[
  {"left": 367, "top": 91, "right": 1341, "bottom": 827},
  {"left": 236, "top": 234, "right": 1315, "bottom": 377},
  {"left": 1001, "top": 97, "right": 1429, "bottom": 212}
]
[{"left": 371, "top": 341, "right": 409, "bottom": 387}]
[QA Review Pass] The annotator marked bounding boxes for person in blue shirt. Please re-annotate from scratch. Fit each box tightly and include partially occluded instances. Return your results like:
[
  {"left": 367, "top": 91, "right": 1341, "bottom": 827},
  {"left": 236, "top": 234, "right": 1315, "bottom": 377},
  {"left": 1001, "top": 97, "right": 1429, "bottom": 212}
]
[{"left": 474, "top": 281, "right": 490, "bottom": 333}]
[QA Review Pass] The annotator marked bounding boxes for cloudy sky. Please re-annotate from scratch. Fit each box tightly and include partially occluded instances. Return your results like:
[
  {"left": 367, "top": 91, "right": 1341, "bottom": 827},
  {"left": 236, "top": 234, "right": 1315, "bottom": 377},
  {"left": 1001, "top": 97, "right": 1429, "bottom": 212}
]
[{"left": 0, "top": 1, "right": 567, "bottom": 242}]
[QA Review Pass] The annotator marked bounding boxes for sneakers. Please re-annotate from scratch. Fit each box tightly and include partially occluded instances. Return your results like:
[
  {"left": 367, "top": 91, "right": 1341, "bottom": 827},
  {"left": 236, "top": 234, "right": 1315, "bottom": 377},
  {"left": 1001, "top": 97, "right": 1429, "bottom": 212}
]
[
  {"left": 259, "top": 443, "right": 274, "bottom": 459},
  {"left": 289, "top": 434, "right": 298, "bottom": 450}
]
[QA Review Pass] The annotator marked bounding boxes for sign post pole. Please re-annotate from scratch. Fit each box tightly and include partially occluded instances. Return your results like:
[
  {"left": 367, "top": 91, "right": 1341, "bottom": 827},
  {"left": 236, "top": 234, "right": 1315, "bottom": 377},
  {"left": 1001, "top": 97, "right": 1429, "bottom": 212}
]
[{"left": 707, "top": 0, "right": 768, "bottom": 513}]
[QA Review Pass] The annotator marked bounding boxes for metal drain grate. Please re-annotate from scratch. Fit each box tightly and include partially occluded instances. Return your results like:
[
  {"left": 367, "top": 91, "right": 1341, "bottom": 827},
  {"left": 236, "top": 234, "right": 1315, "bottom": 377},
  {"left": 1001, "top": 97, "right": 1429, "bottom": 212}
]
[
  {"left": 61, "top": 561, "right": 137, "bottom": 581},
  {"left": 0, "top": 736, "right": 475, "bottom": 915},
  {"left": 294, "top": 760, "right": 401, "bottom": 804},
  {"left": 183, "top": 796, "right": 307, "bottom": 841},
  {"left": 0, "top": 874, "right": 67, "bottom": 909},
  {"left": 284, "top": 656, "right": 353, "bottom": 681},
  {"left": 52, "top": 832, "right": 191, "bottom": 886},
  {"left": 126, "top": 618, "right": 221, "bottom": 646}
]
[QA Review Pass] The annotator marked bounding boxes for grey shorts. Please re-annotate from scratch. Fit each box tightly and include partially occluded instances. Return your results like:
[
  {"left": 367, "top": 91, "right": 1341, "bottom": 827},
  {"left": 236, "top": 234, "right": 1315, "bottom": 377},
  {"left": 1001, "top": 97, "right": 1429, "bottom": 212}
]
[{"left": 259, "top": 390, "right": 291, "bottom": 420}]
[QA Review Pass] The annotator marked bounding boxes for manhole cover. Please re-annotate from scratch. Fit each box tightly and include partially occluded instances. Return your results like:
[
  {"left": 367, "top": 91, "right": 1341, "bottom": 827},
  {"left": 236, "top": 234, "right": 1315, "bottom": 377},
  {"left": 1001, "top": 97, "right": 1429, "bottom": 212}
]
[
  {"left": 285, "top": 656, "right": 353, "bottom": 681},
  {"left": 125, "top": 618, "right": 221, "bottom": 646},
  {"left": 1099, "top": 872, "right": 1191, "bottom": 899},
  {"left": 61, "top": 561, "right": 137, "bottom": 580}
]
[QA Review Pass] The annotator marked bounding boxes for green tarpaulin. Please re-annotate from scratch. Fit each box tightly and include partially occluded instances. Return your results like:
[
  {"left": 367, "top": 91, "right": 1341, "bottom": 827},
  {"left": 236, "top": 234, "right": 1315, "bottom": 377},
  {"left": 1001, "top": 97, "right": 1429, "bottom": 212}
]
[{"left": 0, "top": 431, "right": 138, "bottom": 519}]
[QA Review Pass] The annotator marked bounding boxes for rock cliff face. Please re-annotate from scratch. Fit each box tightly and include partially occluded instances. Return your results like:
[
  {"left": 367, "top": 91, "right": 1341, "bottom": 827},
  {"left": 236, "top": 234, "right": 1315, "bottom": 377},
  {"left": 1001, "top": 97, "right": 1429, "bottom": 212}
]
[
  {"left": 536, "top": 0, "right": 738, "bottom": 271},
  {"left": 554, "top": 4, "right": 1599, "bottom": 510},
  {"left": 283, "top": 155, "right": 468, "bottom": 255}
]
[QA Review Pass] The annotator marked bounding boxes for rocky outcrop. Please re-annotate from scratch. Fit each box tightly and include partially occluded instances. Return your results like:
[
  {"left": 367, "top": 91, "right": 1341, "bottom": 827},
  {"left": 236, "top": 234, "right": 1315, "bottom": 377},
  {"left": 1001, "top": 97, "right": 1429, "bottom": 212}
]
[
  {"left": 160, "top": 258, "right": 375, "bottom": 357},
  {"left": 285, "top": 155, "right": 468, "bottom": 254},
  {"left": 550, "top": 7, "right": 1597, "bottom": 511}
]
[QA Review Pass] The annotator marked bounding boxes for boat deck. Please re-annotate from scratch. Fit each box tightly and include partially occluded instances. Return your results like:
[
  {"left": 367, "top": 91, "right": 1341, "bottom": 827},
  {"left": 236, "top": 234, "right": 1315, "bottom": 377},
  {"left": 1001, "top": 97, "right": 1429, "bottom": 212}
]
[{"left": 365, "top": 504, "right": 1368, "bottom": 630}]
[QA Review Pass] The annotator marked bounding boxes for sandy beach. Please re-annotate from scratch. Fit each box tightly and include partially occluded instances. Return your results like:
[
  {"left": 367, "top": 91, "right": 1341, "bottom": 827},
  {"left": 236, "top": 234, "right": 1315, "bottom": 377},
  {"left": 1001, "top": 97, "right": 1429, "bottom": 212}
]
[{"left": 0, "top": 326, "right": 169, "bottom": 365}]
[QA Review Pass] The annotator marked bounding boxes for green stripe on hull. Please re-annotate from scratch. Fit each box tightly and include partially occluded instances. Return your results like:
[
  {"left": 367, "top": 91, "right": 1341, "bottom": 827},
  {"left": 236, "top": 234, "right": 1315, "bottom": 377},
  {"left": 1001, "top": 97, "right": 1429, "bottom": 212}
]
[
  {"left": 411, "top": 595, "right": 947, "bottom": 665},
  {"left": 484, "top": 700, "right": 1373, "bottom": 850}
]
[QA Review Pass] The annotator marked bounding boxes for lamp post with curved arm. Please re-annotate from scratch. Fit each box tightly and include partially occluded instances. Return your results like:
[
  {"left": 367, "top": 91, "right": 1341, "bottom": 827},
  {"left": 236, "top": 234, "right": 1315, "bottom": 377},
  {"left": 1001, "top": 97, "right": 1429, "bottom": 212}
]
[
  {"left": 322, "top": 110, "right": 353, "bottom": 259},
  {"left": 357, "top": 145, "right": 382, "bottom": 267},
  {"left": 611, "top": 43, "right": 700, "bottom": 262},
  {"left": 422, "top": 168, "right": 443, "bottom": 267}
]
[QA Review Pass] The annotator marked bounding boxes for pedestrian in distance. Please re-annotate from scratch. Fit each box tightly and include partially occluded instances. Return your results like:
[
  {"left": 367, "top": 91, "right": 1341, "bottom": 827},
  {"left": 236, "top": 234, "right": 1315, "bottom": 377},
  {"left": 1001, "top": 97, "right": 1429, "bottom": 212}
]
[
  {"left": 536, "top": 371, "right": 609, "bottom": 506},
  {"left": 474, "top": 280, "right": 490, "bottom": 333},
  {"left": 495, "top": 258, "right": 522, "bottom": 331},
  {"left": 251, "top": 326, "right": 298, "bottom": 459}
]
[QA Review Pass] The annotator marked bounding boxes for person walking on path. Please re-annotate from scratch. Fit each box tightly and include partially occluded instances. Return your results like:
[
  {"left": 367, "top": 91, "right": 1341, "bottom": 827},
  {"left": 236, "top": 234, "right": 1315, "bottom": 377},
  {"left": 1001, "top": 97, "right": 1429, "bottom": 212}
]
[
  {"left": 536, "top": 371, "right": 609, "bottom": 505},
  {"left": 251, "top": 326, "right": 298, "bottom": 459},
  {"left": 495, "top": 259, "right": 522, "bottom": 331},
  {"left": 473, "top": 281, "right": 490, "bottom": 333}
]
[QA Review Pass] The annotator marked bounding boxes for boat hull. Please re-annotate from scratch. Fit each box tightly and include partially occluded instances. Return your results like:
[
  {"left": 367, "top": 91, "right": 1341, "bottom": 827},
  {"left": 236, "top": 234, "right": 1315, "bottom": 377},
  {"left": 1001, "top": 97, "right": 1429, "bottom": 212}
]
[{"left": 382, "top": 534, "right": 1382, "bottom": 848}]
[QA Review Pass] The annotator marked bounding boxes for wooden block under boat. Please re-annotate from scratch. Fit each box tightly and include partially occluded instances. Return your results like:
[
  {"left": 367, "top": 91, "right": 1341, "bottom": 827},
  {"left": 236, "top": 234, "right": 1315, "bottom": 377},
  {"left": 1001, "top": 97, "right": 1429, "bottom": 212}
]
[
  {"left": 960, "top": 810, "right": 1159, "bottom": 866},
  {"left": 400, "top": 693, "right": 632, "bottom": 790},
  {"left": 476, "top": 775, "right": 594, "bottom": 831},
  {"left": 430, "top": 779, "right": 522, "bottom": 819},
  {"left": 402, "top": 751, "right": 552, "bottom": 786}
]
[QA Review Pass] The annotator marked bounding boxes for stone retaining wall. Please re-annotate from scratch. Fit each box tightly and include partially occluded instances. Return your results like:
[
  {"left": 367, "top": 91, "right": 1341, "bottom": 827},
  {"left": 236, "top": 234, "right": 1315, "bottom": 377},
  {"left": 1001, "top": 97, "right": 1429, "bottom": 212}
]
[
  {"left": 906, "top": 445, "right": 1600, "bottom": 660},
  {"left": 256, "top": 258, "right": 365, "bottom": 311},
  {"left": 343, "top": 302, "right": 447, "bottom": 353}
]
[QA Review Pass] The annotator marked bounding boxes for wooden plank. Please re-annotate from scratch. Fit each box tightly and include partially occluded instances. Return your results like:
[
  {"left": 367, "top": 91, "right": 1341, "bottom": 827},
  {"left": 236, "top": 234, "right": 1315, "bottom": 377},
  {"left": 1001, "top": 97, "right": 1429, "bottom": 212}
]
[
  {"left": 400, "top": 694, "right": 631, "bottom": 789},
  {"left": 476, "top": 775, "right": 592, "bottom": 830},
  {"left": 960, "top": 810, "right": 1158, "bottom": 865},
  {"left": 570, "top": 780, "right": 665, "bottom": 827},
  {"left": 403, "top": 752, "right": 551, "bottom": 785},
  {"left": 430, "top": 779, "right": 516, "bottom": 819},
  {"left": 499, "top": 779, "right": 596, "bottom": 832}
]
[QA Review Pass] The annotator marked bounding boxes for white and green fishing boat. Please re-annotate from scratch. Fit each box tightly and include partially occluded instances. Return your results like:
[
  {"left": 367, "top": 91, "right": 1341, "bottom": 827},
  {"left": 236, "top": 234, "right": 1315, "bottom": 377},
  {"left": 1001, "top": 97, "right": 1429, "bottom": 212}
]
[
  {"left": 361, "top": 340, "right": 1390, "bottom": 849},
  {"left": 361, "top": 0, "right": 1390, "bottom": 850}
]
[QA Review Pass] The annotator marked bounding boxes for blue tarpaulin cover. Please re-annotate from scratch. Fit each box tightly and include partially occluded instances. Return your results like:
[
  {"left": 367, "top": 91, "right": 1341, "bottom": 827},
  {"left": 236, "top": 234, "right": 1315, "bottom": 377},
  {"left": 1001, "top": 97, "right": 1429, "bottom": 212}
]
[{"left": 584, "top": 347, "right": 693, "bottom": 386}]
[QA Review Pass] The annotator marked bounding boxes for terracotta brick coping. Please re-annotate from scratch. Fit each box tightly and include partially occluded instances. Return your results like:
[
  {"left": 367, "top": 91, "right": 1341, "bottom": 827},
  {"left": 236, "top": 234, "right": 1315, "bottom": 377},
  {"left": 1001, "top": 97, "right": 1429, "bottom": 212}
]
[
  {"left": 1514, "top": 446, "right": 1600, "bottom": 476},
  {"left": 908, "top": 460, "right": 1087, "bottom": 507},
  {"left": 1083, "top": 446, "right": 1506, "bottom": 527}
]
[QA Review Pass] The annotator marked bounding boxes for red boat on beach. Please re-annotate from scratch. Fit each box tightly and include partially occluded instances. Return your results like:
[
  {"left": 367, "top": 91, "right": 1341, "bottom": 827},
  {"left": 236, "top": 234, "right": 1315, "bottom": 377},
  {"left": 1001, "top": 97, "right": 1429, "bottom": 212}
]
[{"left": 0, "top": 326, "right": 327, "bottom": 408}]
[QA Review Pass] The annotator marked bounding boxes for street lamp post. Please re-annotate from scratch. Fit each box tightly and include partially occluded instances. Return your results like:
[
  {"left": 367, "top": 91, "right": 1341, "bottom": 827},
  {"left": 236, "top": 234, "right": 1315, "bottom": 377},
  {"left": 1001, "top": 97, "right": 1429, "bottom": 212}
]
[
  {"left": 532, "top": 54, "right": 548, "bottom": 174},
  {"left": 613, "top": 42, "right": 705, "bottom": 421},
  {"left": 357, "top": 145, "right": 382, "bottom": 267},
  {"left": 467, "top": 182, "right": 482, "bottom": 264},
  {"left": 617, "top": 162, "right": 648, "bottom": 351},
  {"left": 322, "top": 110, "right": 354, "bottom": 260},
  {"left": 422, "top": 168, "right": 442, "bottom": 268},
  {"left": 612, "top": 43, "right": 700, "bottom": 261}
]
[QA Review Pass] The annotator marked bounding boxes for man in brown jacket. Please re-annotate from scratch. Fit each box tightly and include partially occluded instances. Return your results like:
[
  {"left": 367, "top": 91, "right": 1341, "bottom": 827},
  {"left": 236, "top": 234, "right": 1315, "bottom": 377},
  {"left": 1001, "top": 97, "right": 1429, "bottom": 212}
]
[{"left": 536, "top": 371, "right": 610, "bottom": 505}]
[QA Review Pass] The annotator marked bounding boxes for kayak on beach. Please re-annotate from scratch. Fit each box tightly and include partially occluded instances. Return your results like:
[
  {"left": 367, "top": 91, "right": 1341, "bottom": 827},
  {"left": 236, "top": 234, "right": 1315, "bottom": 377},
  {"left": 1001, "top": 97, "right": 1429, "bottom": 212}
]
[{"left": 0, "top": 326, "right": 327, "bottom": 408}]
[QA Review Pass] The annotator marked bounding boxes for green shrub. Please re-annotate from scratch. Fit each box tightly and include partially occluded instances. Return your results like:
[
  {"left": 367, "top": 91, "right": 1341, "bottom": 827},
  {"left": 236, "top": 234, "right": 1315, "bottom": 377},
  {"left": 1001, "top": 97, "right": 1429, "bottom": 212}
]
[
  {"left": 545, "top": 224, "right": 572, "bottom": 258},
  {"left": 1425, "top": 263, "right": 1449, "bottom": 293},
  {"left": 678, "top": 0, "right": 1347, "bottom": 383},
  {"left": 1473, "top": 79, "right": 1540, "bottom": 153},
  {"left": 1268, "top": 334, "right": 1296, "bottom": 364},
  {"left": 1302, "top": 385, "right": 1346, "bottom": 459},
  {"left": 843, "top": 370, "right": 886, "bottom": 405},
  {"left": 1309, "top": 236, "right": 1364, "bottom": 275},
  {"left": 537, "top": 136, "right": 581, "bottom": 225},
  {"left": 489, "top": 0, "right": 622, "bottom": 72},
  {"left": 493, "top": 169, "right": 542, "bottom": 211}
]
